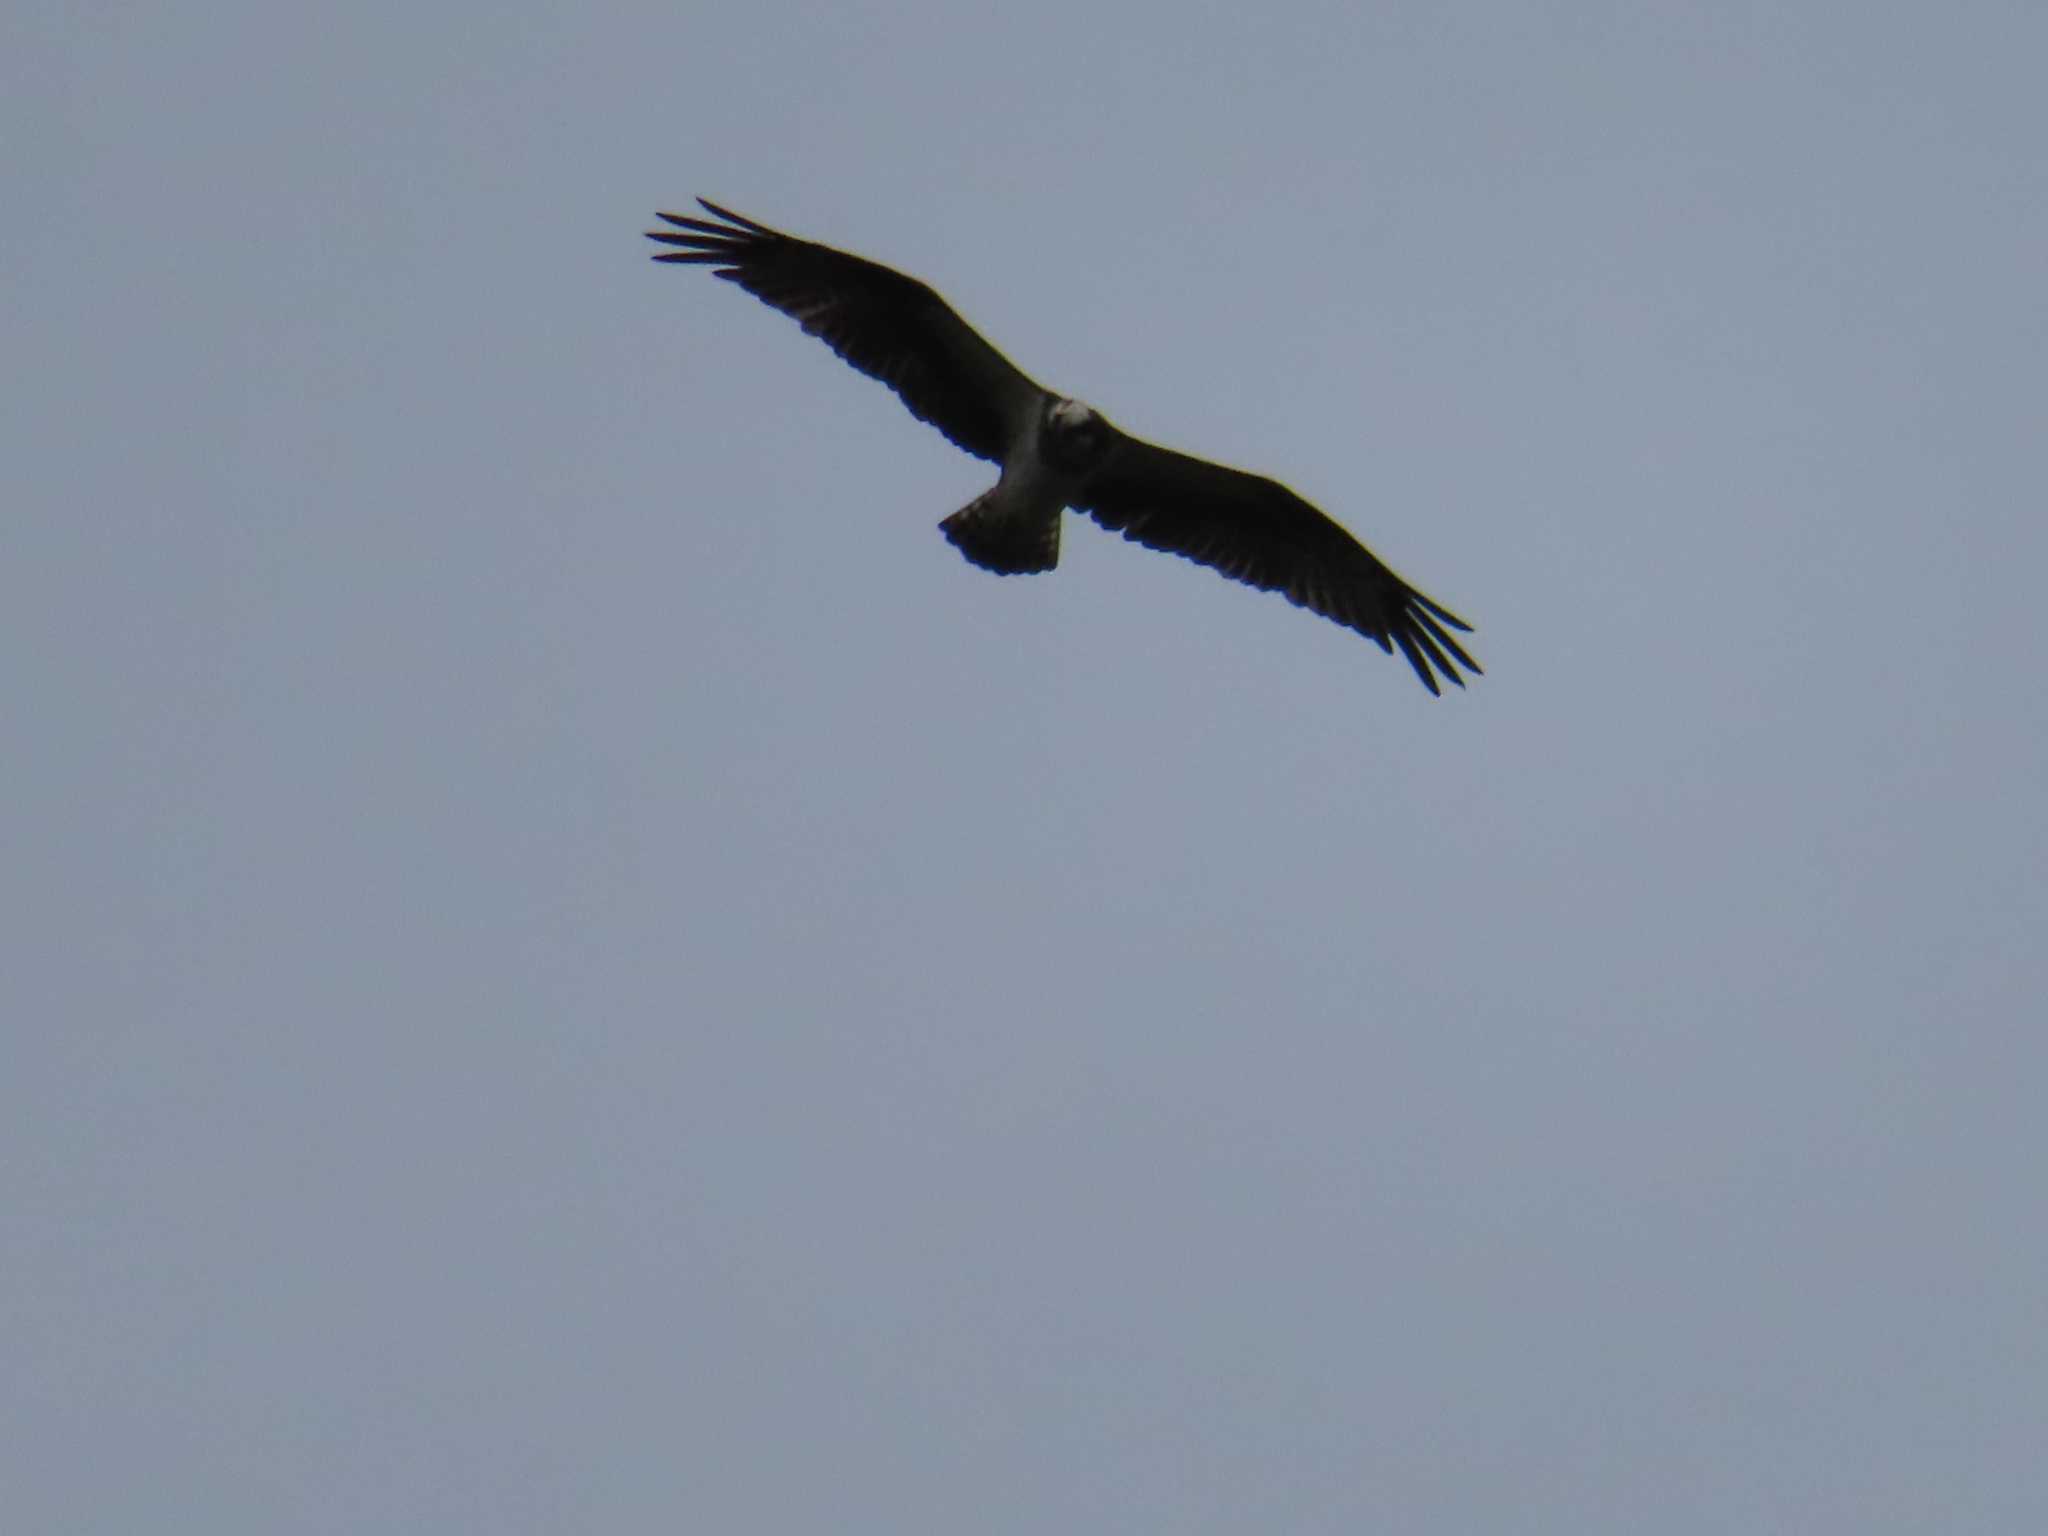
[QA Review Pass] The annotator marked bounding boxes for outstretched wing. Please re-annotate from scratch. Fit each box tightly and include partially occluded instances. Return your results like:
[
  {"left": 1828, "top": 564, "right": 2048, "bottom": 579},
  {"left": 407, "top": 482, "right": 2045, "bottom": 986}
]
[
  {"left": 647, "top": 199, "right": 1045, "bottom": 464},
  {"left": 1074, "top": 435, "right": 1481, "bottom": 694}
]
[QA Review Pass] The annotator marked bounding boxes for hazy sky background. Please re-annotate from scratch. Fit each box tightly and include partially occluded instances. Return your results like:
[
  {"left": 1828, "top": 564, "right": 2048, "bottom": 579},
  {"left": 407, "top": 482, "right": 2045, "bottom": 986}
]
[{"left": 7, "top": 2, "right": 2045, "bottom": 1530}]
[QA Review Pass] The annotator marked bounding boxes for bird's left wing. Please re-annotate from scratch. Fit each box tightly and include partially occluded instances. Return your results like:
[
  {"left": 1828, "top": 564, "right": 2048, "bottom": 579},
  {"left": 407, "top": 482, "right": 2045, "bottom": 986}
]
[
  {"left": 647, "top": 200, "right": 1045, "bottom": 465},
  {"left": 1073, "top": 434, "right": 1481, "bottom": 694}
]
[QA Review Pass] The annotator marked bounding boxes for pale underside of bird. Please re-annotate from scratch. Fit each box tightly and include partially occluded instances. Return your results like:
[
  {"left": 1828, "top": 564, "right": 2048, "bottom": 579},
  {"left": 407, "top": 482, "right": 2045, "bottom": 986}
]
[{"left": 647, "top": 199, "right": 1480, "bottom": 694}]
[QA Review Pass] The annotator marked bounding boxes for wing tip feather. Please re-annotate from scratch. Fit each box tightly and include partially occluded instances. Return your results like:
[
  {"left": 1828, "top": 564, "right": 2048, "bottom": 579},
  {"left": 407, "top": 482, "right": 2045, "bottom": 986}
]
[{"left": 694, "top": 197, "right": 775, "bottom": 233}]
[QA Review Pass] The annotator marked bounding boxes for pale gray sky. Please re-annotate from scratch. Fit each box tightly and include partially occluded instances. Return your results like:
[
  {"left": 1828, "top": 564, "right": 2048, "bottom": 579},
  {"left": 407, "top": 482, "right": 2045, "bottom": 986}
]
[{"left": 6, "top": 2, "right": 2046, "bottom": 1530}]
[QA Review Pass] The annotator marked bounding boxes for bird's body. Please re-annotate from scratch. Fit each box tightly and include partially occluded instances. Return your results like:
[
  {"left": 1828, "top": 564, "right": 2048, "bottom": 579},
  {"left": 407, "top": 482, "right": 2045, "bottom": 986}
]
[
  {"left": 939, "top": 396, "right": 1113, "bottom": 577},
  {"left": 647, "top": 199, "right": 1479, "bottom": 693}
]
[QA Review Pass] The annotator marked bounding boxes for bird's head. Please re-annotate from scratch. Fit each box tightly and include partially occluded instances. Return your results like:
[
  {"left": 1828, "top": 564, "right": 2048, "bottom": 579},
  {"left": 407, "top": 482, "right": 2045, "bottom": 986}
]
[{"left": 1040, "top": 396, "right": 1113, "bottom": 474}]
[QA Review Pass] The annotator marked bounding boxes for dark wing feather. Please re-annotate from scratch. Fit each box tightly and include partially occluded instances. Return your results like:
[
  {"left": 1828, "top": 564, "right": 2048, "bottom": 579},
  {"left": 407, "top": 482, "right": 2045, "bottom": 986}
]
[
  {"left": 1075, "top": 435, "right": 1481, "bottom": 695},
  {"left": 647, "top": 199, "right": 1043, "bottom": 463}
]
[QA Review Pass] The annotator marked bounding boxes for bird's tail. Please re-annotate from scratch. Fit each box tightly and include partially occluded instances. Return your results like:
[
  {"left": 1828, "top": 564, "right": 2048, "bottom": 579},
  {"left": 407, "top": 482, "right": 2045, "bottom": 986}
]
[{"left": 939, "top": 489, "right": 1061, "bottom": 576}]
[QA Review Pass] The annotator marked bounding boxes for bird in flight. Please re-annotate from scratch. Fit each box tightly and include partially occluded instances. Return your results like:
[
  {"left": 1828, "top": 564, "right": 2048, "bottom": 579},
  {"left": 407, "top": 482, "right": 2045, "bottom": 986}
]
[{"left": 647, "top": 200, "right": 1480, "bottom": 694}]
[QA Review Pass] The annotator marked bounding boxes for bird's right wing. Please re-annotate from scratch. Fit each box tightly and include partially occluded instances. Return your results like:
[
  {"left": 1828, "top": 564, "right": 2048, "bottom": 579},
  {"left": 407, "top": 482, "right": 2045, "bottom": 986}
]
[{"left": 647, "top": 200, "right": 1045, "bottom": 464}]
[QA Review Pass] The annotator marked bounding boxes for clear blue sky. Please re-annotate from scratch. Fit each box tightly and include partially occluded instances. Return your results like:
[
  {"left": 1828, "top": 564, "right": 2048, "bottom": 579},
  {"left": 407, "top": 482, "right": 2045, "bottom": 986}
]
[{"left": 6, "top": 2, "right": 2045, "bottom": 1530}]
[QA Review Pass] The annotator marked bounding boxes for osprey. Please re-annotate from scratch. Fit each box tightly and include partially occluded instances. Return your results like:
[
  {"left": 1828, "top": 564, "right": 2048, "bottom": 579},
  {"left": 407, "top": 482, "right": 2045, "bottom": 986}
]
[{"left": 647, "top": 200, "right": 1480, "bottom": 694}]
